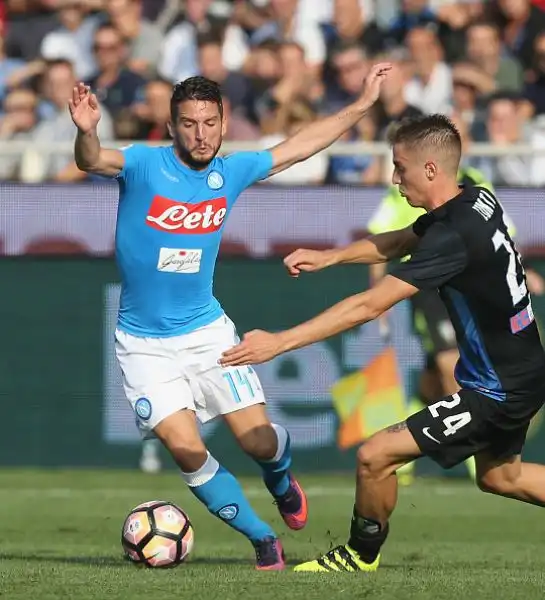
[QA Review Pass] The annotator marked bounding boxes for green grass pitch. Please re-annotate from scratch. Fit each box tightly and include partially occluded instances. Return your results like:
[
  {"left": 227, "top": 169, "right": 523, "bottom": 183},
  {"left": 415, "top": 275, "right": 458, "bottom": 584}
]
[{"left": 1, "top": 469, "right": 544, "bottom": 599}]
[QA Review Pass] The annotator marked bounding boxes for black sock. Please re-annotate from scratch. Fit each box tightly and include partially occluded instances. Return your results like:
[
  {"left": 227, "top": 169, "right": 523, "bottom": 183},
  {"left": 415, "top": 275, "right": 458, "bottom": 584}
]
[{"left": 347, "top": 506, "right": 389, "bottom": 564}]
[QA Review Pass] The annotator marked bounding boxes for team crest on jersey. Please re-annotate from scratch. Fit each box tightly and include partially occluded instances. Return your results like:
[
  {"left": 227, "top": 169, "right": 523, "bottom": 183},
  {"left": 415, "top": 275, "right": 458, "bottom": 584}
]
[{"left": 207, "top": 171, "right": 224, "bottom": 190}]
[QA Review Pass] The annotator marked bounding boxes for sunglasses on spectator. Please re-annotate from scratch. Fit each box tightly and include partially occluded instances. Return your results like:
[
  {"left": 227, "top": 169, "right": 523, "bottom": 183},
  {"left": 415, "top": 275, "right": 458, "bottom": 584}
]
[
  {"left": 93, "top": 42, "right": 122, "bottom": 52},
  {"left": 4, "top": 103, "right": 35, "bottom": 113}
]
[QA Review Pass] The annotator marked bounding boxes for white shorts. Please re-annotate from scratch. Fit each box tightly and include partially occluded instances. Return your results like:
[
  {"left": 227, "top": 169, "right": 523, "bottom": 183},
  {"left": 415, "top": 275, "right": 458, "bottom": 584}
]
[{"left": 115, "top": 315, "right": 266, "bottom": 438}]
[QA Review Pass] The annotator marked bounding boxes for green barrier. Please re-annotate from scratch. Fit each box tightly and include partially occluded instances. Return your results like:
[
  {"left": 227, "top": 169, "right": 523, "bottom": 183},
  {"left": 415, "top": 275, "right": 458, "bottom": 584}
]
[{"left": 1, "top": 258, "right": 545, "bottom": 476}]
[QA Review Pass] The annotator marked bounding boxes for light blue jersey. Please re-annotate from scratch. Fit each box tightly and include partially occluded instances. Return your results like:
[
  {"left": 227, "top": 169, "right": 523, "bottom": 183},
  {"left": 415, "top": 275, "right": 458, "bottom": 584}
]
[{"left": 115, "top": 144, "right": 272, "bottom": 337}]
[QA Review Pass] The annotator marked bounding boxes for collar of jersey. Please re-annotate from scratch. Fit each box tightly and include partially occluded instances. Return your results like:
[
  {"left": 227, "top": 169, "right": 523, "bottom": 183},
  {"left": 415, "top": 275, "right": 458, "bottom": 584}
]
[
  {"left": 431, "top": 187, "right": 466, "bottom": 218},
  {"left": 166, "top": 145, "right": 212, "bottom": 178}
]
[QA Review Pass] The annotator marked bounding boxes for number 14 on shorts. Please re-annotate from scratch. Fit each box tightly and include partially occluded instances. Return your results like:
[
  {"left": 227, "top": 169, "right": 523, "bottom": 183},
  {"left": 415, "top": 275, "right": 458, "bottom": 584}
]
[{"left": 222, "top": 366, "right": 262, "bottom": 403}]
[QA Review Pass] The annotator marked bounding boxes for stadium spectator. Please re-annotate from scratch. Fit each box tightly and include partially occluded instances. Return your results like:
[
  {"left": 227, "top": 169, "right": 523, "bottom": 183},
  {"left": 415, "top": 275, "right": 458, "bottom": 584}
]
[
  {"left": 325, "top": 40, "right": 369, "bottom": 112},
  {"left": 375, "top": 49, "right": 422, "bottom": 138},
  {"left": 39, "top": 0, "right": 98, "bottom": 80},
  {"left": 0, "top": 87, "right": 38, "bottom": 179},
  {"left": 26, "top": 59, "right": 113, "bottom": 181},
  {"left": 0, "top": 0, "right": 543, "bottom": 183},
  {"left": 326, "top": 105, "right": 381, "bottom": 184},
  {"left": 0, "top": 28, "right": 26, "bottom": 101},
  {"left": 244, "top": 38, "right": 282, "bottom": 126},
  {"left": 465, "top": 20, "right": 523, "bottom": 93},
  {"left": 222, "top": 96, "right": 261, "bottom": 141},
  {"left": 102, "top": 0, "right": 163, "bottom": 76},
  {"left": 522, "top": 31, "right": 545, "bottom": 116},
  {"left": 386, "top": 0, "right": 440, "bottom": 45},
  {"left": 3, "top": 0, "right": 59, "bottom": 61},
  {"left": 140, "top": 0, "right": 168, "bottom": 22},
  {"left": 128, "top": 77, "right": 172, "bottom": 141},
  {"left": 250, "top": 0, "right": 326, "bottom": 76},
  {"left": 86, "top": 22, "right": 147, "bottom": 124},
  {"left": 259, "top": 99, "right": 328, "bottom": 184},
  {"left": 197, "top": 34, "right": 251, "bottom": 115},
  {"left": 320, "top": 0, "right": 383, "bottom": 58},
  {"left": 158, "top": 0, "right": 247, "bottom": 82},
  {"left": 488, "top": 0, "right": 545, "bottom": 71},
  {"left": 404, "top": 26, "right": 453, "bottom": 114},
  {"left": 473, "top": 92, "right": 545, "bottom": 186},
  {"left": 251, "top": 40, "right": 323, "bottom": 124},
  {"left": 448, "top": 62, "right": 492, "bottom": 129}
]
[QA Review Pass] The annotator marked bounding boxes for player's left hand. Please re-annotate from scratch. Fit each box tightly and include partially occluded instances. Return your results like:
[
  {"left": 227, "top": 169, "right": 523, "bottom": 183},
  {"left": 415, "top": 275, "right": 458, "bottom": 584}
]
[{"left": 220, "top": 330, "right": 283, "bottom": 366}]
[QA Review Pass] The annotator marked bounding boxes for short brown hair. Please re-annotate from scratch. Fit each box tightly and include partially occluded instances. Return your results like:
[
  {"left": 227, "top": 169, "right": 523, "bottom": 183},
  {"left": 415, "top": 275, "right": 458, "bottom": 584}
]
[{"left": 387, "top": 114, "right": 462, "bottom": 171}]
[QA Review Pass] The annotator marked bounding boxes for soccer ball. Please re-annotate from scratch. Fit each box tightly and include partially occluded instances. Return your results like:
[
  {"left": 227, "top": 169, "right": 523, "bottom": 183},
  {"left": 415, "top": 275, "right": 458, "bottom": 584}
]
[{"left": 121, "top": 500, "right": 194, "bottom": 568}]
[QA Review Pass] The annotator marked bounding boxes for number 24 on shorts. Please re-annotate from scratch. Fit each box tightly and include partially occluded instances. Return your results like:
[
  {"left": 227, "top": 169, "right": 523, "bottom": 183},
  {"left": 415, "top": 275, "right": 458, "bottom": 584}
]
[
  {"left": 222, "top": 366, "right": 261, "bottom": 403},
  {"left": 428, "top": 393, "right": 472, "bottom": 437}
]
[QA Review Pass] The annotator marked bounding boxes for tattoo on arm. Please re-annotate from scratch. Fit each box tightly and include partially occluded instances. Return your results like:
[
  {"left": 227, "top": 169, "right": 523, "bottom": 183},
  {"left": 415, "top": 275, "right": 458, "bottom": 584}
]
[{"left": 386, "top": 421, "right": 408, "bottom": 433}]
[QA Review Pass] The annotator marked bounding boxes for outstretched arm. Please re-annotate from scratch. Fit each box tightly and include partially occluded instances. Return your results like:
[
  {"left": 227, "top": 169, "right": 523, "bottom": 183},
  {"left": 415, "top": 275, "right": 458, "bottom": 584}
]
[
  {"left": 220, "top": 275, "right": 418, "bottom": 366},
  {"left": 284, "top": 224, "right": 419, "bottom": 277},
  {"left": 70, "top": 83, "right": 124, "bottom": 177},
  {"left": 267, "top": 63, "right": 391, "bottom": 176}
]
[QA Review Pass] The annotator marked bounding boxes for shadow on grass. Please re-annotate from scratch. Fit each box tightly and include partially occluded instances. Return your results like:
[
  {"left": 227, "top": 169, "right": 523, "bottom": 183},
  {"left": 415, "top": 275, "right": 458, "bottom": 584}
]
[
  {"left": 0, "top": 552, "right": 457, "bottom": 571},
  {"left": 0, "top": 553, "right": 269, "bottom": 568}
]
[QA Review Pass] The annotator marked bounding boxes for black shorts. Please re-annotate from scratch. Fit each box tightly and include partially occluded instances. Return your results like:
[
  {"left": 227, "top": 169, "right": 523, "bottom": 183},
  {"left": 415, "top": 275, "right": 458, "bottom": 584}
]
[
  {"left": 411, "top": 289, "right": 457, "bottom": 361},
  {"left": 407, "top": 388, "right": 545, "bottom": 469}
]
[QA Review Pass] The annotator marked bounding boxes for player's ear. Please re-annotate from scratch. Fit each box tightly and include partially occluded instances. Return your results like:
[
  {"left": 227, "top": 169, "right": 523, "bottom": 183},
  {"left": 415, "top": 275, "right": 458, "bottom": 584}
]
[
  {"left": 166, "top": 121, "right": 174, "bottom": 139},
  {"left": 221, "top": 114, "right": 227, "bottom": 137},
  {"left": 424, "top": 161, "right": 437, "bottom": 180}
]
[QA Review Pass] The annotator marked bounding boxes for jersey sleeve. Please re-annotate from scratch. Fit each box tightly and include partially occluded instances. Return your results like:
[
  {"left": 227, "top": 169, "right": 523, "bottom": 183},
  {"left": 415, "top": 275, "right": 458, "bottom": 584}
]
[
  {"left": 116, "top": 144, "right": 150, "bottom": 181},
  {"left": 392, "top": 221, "right": 468, "bottom": 290},
  {"left": 223, "top": 151, "right": 273, "bottom": 193}
]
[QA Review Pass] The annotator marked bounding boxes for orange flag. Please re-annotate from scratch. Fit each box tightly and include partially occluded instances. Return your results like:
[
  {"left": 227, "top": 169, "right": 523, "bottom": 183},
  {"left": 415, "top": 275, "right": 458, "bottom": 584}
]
[{"left": 331, "top": 347, "right": 407, "bottom": 449}]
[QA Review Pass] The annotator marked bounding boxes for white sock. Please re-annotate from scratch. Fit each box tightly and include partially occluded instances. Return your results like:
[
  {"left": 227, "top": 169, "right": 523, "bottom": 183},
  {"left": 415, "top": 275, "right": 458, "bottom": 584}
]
[{"left": 180, "top": 452, "right": 220, "bottom": 487}]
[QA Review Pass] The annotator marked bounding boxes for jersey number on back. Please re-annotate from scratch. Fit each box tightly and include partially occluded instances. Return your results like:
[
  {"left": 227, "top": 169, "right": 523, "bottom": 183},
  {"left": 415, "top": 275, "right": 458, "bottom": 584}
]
[{"left": 492, "top": 229, "right": 528, "bottom": 306}]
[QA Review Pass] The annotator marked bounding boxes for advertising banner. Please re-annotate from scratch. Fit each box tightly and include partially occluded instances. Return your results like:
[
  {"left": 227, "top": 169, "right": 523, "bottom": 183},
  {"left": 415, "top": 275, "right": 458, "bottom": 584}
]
[
  {"left": 1, "top": 184, "right": 544, "bottom": 257},
  {"left": 1, "top": 258, "right": 545, "bottom": 476}
]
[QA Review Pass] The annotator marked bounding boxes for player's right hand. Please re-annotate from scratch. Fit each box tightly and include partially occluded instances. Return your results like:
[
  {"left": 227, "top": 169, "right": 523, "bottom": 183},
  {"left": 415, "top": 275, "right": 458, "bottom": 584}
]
[
  {"left": 283, "top": 248, "right": 335, "bottom": 278},
  {"left": 68, "top": 82, "right": 101, "bottom": 133},
  {"left": 357, "top": 62, "right": 392, "bottom": 111}
]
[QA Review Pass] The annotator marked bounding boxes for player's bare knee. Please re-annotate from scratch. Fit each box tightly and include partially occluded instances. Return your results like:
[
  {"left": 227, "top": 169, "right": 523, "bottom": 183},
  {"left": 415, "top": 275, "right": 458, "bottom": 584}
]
[
  {"left": 153, "top": 416, "right": 207, "bottom": 472},
  {"left": 166, "top": 438, "right": 208, "bottom": 473},
  {"left": 477, "top": 472, "right": 517, "bottom": 497},
  {"left": 356, "top": 441, "right": 391, "bottom": 481},
  {"left": 237, "top": 424, "right": 277, "bottom": 461}
]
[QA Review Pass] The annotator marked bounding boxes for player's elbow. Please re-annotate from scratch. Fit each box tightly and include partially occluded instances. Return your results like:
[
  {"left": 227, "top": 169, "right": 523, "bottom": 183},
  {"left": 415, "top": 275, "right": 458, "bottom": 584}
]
[
  {"left": 74, "top": 153, "right": 99, "bottom": 173},
  {"left": 350, "top": 294, "right": 384, "bottom": 326}
]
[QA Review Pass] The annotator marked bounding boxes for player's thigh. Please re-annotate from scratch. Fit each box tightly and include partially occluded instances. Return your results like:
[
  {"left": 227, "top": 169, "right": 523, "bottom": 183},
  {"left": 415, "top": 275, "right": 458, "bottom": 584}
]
[
  {"left": 223, "top": 403, "right": 278, "bottom": 459},
  {"left": 115, "top": 330, "right": 197, "bottom": 437},
  {"left": 475, "top": 451, "right": 522, "bottom": 494},
  {"left": 474, "top": 395, "right": 542, "bottom": 491},
  {"left": 153, "top": 409, "right": 208, "bottom": 472},
  {"left": 406, "top": 389, "right": 490, "bottom": 469}
]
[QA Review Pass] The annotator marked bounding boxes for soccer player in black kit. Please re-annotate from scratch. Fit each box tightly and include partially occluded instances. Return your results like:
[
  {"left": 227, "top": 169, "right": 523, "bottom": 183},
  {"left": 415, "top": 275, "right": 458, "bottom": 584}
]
[{"left": 220, "top": 114, "right": 545, "bottom": 572}]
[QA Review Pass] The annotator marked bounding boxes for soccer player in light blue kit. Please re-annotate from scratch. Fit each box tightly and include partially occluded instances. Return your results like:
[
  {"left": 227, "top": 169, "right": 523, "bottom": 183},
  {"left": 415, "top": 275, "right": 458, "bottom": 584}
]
[{"left": 68, "top": 65, "right": 391, "bottom": 569}]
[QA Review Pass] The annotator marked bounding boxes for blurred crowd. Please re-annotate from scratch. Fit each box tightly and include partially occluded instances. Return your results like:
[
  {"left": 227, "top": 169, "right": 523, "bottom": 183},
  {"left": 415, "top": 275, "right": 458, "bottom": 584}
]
[{"left": 1, "top": 0, "right": 545, "bottom": 185}]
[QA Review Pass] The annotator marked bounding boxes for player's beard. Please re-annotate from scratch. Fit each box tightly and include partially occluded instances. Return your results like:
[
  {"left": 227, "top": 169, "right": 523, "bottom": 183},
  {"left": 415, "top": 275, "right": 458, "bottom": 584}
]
[{"left": 174, "top": 136, "right": 221, "bottom": 170}]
